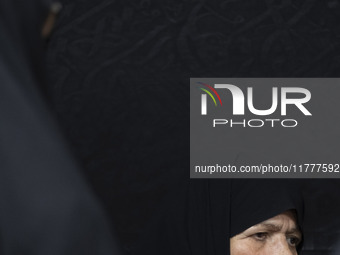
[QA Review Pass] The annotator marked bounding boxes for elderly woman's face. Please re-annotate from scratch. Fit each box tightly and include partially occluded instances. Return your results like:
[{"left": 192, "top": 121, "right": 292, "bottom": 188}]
[{"left": 230, "top": 210, "right": 302, "bottom": 255}]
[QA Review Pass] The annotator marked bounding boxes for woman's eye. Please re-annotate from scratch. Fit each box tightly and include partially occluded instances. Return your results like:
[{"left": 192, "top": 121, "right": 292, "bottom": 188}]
[
  {"left": 287, "top": 236, "right": 301, "bottom": 247},
  {"left": 253, "top": 232, "right": 268, "bottom": 241}
]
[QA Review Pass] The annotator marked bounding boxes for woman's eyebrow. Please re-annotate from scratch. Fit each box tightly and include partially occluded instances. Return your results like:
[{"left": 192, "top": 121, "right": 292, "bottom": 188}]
[
  {"left": 286, "top": 228, "right": 302, "bottom": 237},
  {"left": 254, "top": 224, "right": 301, "bottom": 237},
  {"left": 255, "top": 223, "right": 282, "bottom": 232}
]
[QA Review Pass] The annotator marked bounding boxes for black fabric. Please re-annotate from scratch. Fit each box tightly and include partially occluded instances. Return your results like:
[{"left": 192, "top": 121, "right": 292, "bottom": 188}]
[
  {"left": 0, "top": 0, "right": 50, "bottom": 86},
  {"left": 43, "top": 1, "right": 340, "bottom": 254},
  {"left": 0, "top": 1, "right": 120, "bottom": 254},
  {"left": 133, "top": 179, "right": 304, "bottom": 255}
]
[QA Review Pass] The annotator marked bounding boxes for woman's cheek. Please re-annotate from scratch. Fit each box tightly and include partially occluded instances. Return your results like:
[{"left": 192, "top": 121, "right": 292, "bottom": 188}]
[{"left": 230, "top": 238, "right": 263, "bottom": 255}]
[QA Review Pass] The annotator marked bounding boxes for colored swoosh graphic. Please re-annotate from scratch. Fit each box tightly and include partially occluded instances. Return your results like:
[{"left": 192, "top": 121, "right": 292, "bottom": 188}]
[
  {"left": 198, "top": 82, "right": 223, "bottom": 106},
  {"left": 200, "top": 88, "right": 217, "bottom": 106}
]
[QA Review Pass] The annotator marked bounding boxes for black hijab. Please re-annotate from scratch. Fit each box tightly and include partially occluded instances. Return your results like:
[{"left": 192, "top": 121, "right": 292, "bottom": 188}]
[
  {"left": 0, "top": 1, "right": 120, "bottom": 254},
  {"left": 134, "top": 179, "right": 304, "bottom": 255}
]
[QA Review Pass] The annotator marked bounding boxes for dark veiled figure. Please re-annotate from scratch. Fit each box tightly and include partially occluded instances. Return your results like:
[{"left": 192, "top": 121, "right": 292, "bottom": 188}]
[
  {"left": 0, "top": 1, "right": 120, "bottom": 254},
  {"left": 133, "top": 179, "right": 304, "bottom": 255}
]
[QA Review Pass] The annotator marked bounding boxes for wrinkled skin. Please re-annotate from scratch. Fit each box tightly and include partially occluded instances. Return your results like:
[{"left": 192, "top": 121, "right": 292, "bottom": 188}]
[{"left": 231, "top": 210, "right": 301, "bottom": 255}]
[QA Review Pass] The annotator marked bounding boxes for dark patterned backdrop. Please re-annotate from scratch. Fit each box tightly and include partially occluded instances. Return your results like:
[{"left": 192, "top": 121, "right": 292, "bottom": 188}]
[{"left": 46, "top": 1, "right": 340, "bottom": 254}]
